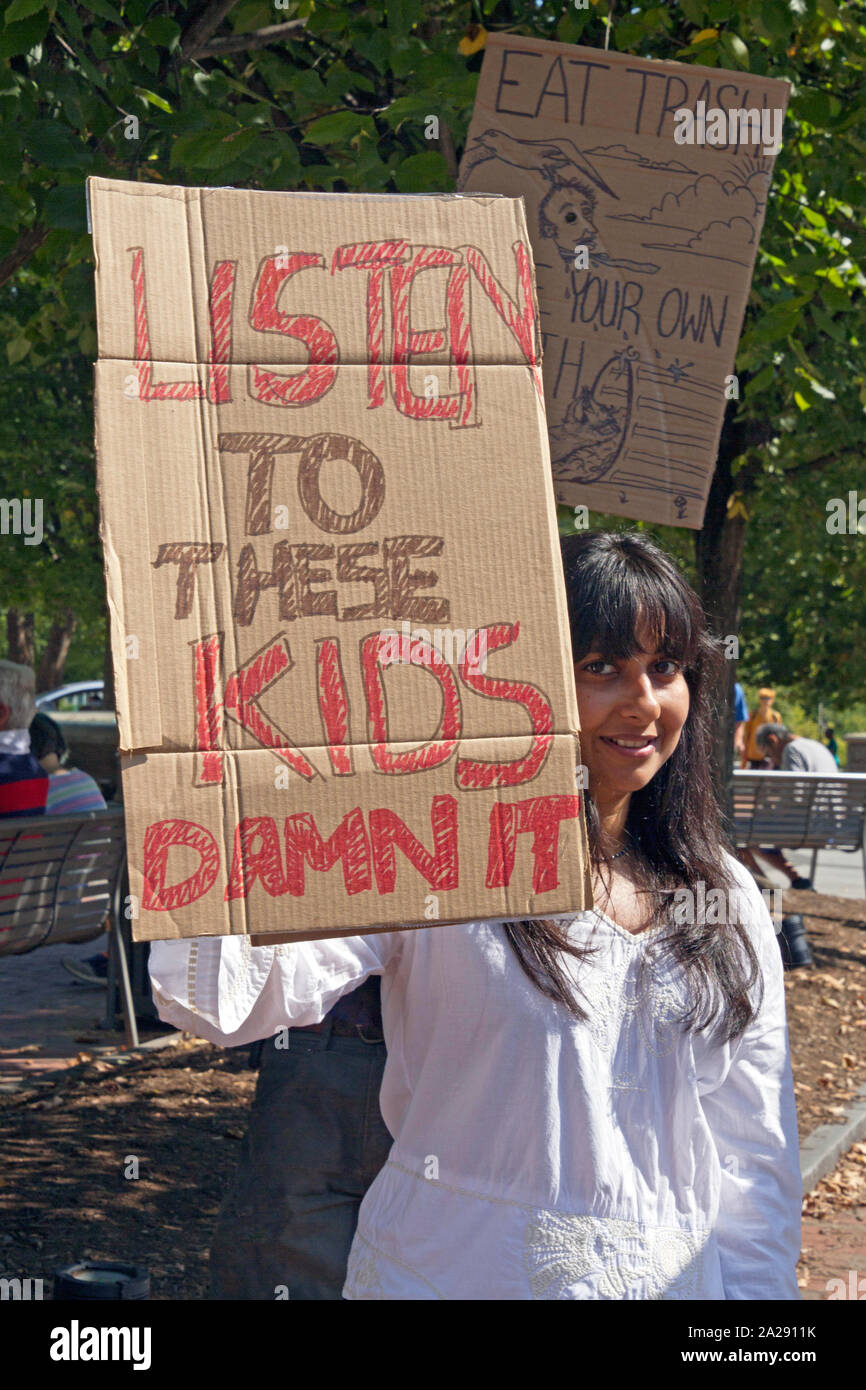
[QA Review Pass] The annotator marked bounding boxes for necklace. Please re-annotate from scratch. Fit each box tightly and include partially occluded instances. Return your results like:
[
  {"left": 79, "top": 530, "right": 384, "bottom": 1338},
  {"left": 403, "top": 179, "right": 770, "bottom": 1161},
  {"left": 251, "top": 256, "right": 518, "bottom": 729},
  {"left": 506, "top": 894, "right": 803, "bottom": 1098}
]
[{"left": 609, "top": 843, "right": 629, "bottom": 861}]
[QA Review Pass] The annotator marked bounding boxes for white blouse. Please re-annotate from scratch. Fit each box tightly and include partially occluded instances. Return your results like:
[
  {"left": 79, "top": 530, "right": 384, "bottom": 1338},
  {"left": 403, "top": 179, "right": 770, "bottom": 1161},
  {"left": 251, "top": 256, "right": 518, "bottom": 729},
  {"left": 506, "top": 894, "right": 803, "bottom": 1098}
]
[{"left": 148, "top": 853, "right": 802, "bottom": 1300}]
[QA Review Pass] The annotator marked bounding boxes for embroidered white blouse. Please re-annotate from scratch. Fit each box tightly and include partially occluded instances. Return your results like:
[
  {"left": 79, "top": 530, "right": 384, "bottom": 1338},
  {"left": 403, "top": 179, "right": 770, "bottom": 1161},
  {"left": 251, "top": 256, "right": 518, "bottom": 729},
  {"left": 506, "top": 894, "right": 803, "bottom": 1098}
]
[{"left": 148, "top": 853, "right": 802, "bottom": 1300}]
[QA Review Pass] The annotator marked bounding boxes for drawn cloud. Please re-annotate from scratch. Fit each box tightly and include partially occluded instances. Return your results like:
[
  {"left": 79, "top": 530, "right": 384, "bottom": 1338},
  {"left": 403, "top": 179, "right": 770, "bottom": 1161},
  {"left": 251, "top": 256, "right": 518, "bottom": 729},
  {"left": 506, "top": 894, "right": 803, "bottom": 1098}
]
[
  {"left": 609, "top": 173, "right": 760, "bottom": 230},
  {"left": 585, "top": 144, "right": 699, "bottom": 175},
  {"left": 642, "top": 216, "right": 756, "bottom": 266}
]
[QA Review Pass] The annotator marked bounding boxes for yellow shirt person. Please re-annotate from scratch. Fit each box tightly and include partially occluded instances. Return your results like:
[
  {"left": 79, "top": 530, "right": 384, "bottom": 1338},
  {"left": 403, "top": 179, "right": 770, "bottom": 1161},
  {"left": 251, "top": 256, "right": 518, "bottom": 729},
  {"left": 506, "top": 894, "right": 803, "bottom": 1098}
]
[{"left": 742, "top": 688, "right": 783, "bottom": 767}]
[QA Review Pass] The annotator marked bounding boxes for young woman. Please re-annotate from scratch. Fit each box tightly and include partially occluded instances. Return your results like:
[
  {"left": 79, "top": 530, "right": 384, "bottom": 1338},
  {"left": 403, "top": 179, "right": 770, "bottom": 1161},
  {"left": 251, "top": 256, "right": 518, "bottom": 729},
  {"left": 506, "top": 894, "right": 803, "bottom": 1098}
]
[{"left": 149, "top": 531, "right": 801, "bottom": 1301}]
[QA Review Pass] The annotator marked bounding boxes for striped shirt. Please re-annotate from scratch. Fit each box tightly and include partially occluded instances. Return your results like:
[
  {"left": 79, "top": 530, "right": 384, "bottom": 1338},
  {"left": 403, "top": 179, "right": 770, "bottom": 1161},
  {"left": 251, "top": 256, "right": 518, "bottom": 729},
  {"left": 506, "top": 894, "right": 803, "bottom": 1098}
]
[
  {"left": 45, "top": 768, "right": 107, "bottom": 815},
  {"left": 0, "top": 752, "right": 49, "bottom": 817}
]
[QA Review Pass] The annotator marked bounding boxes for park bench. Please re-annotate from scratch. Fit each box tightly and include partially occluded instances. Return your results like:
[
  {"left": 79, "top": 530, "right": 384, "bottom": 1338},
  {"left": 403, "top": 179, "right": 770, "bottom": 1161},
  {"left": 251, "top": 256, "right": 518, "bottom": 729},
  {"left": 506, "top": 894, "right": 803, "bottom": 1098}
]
[
  {"left": 731, "top": 770, "right": 866, "bottom": 894},
  {"left": 0, "top": 805, "right": 146, "bottom": 1047}
]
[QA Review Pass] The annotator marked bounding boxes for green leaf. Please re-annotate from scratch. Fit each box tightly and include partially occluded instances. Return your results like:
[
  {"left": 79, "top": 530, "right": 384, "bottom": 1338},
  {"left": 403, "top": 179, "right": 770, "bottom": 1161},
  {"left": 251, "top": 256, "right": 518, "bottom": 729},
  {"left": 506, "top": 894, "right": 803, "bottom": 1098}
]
[
  {"left": 25, "top": 120, "right": 93, "bottom": 170},
  {"left": 7, "top": 335, "right": 31, "bottom": 364},
  {"left": 793, "top": 390, "right": 811, "bottom": 410},
  {"left": 0, "top": 7, "right": 47, "bottom": 55},
  {"left": 393, "top": 150, "right": 450, "bottom": 193},
  {"left": 170, "top": 126, "right": 258, "bottom": 171},
  {"left": 379, "top": 95, "right": 432, "bottom": 131},
  {"left": 4, "top": 0, "right": 44, "bottom": 22},
  {"left": 43, "top": 184, "right": 87, "bottom": 232},
  {"left": 718, "top": 32, "right": 750, "bottom": 69},
  {"left": 135, "top": 88, "right": 173, "bottom": 114},
  {"left": 143, "top": 16, "right": 180, "bottom": 49},
  {"left": 353, "top": 29, "right": 390, "bottom": 73},
  {"left": 0, "top": 190, "right": 19, "bottom": 227},
  {"left": 304, "top": 111, "right": 368, "bottom": 145},
  {"left": 83, "top": 0, "right": 123, "bottom": 21},
  {"left": 794, "top": 89, "right": 833, "bottom": 127},
  {"left": 77, "top": 324, "right": 97, "bottom": 355}
]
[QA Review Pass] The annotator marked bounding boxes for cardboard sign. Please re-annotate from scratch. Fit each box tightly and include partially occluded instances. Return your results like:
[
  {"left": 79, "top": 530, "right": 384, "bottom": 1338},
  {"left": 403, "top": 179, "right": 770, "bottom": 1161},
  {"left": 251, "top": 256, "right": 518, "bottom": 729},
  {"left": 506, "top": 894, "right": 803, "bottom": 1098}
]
[
  {"left": 459, "top": 35, "right": 789, "bottom": 528},
  {"left": 89, "top": 178, "right": 589, "bottom": 941}
]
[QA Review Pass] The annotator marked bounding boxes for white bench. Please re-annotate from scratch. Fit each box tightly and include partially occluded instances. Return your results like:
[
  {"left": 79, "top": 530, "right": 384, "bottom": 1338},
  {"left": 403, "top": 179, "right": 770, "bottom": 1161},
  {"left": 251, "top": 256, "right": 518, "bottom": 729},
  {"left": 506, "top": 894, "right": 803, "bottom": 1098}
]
[
  {"left": 0, "top": 805, "right": 143, "bottom": 1046},
  {"left": 731, "top": 770, "right": 866, "bottom": 894}
]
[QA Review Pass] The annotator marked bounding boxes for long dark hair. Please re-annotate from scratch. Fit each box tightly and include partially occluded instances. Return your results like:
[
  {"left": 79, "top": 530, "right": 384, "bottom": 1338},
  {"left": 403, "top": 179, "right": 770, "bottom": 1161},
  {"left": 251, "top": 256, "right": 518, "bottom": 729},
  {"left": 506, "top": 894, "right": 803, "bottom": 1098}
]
[{"left": 504, "top": 530, "right": 761, "bottom": 1045}]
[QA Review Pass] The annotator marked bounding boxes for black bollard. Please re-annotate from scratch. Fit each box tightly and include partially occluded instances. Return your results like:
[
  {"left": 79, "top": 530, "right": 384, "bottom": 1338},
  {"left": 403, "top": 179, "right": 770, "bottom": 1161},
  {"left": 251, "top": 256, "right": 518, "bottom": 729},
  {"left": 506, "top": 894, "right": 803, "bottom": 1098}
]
[{"left": 777, "top": 914, "right": 813, "bottom": 970}]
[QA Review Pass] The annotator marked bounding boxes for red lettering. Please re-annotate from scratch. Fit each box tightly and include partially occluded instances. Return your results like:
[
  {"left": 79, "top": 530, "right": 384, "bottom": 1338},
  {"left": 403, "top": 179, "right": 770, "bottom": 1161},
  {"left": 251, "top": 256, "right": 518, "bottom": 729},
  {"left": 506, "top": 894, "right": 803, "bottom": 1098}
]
[
  {"left": 208, "top": 259, "right": 236, "bottom": 405},
  {"left": 191, "top": 632, "right": 317, "bottom": 785},
  {"left": 192, "top": 633, "right": 224, "bottom": 786},
  {"left": 369, "top": 794, "right": 459, "bottom": 894},
  {"left": 456, "top": 623, "right": 553, "bottom": 788},
  {"left": 224, "top": 636, "right": 318, "bottom": 781},
  {"left": 464, "top": 242, "right": 543, "bottom": 399},
  {"left": 130, "top": 248, "right": 235, "bottom": 403},
  {"left": 332, "top": 240, "right": 411, "bottom": 410},
  {"left": 390, "top": 247, "right": 470, "bottom": 424},
  {"left": 249, "top": 253, "right": 338, "bottom": 406},
  {"left": 485, "top": 794, "right": 581, "bottom": 894},
  {"left": 225, "top": 817, "right": 288, "bottom": 900},
  {"left": 142, "top": 819, "right": 221, "bottom": 910},
  {"left": 284, "top": 807, "right": 371, "bottom": 896},
  {"left": 317, "top": 637, "right": 353, "bottom": 774},
  {"left": 361, "top": 631, "right": 460, "bottom": 773}
]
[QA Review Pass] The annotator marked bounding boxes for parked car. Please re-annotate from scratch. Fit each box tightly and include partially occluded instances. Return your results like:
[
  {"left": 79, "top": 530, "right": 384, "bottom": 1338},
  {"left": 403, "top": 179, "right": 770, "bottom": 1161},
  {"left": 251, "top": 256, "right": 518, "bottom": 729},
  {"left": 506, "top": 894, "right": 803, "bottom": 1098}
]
[{"left": 35, "top": 680, "right": 105, "bottom": 712}]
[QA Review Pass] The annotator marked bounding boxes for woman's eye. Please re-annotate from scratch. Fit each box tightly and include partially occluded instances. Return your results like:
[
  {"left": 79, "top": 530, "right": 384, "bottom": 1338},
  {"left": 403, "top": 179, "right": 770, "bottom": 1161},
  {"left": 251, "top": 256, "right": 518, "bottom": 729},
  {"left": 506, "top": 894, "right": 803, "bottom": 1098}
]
[
  {"left": 564, "top": 211, "right": 577, "bottom": 223},
  {"left": 655, "top": 659, "right": 681, "bottom": 676},
  {"left": 583, "top": 659, "right": 613, "bottom": 674}
]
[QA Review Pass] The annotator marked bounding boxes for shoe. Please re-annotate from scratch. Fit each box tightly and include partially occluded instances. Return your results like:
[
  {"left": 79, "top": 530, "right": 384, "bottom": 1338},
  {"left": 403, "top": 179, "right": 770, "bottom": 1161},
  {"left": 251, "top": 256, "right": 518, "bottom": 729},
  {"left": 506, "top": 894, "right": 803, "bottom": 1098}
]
[
  {"left": 61, "top": 958, "right": 108, "bottom": 987},
  {"left": 790, "top": 876, "right": 815, "bottom": 891}
]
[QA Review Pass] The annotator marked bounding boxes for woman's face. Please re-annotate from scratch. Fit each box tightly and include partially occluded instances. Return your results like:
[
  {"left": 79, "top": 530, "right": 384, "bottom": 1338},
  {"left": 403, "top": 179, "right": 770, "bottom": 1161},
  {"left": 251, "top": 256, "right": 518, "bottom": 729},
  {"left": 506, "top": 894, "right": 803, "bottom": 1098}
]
[{"left": 573, "top": 623, "right": 690, "bottom": 804}]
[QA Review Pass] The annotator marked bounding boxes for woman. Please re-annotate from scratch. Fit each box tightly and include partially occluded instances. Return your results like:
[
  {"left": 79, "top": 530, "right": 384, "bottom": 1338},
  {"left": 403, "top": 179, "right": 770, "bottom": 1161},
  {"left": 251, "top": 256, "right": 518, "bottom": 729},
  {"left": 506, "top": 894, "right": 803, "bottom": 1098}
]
[{"left": 149, "top": 531, "right": 801, "bottom": 1300}]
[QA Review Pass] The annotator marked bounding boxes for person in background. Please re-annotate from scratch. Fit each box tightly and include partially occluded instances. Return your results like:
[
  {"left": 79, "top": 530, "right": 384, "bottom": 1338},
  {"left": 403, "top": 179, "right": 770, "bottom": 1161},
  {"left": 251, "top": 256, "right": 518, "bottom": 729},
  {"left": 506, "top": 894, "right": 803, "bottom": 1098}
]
[
  {"left": 0, "top": 660, "right": 48, "bottom": 818},
  {"left": 29, "top": 712, "right": 107, "bottom": 815},
  {"left": 741, "top": 687, "right": 783, "bottom": 768},
  {"left": 758, "top": 722, "right": 840, "bottom": 776},
  {"left": 824, "top": 724, "right": 840, "bottom": 765},
  {"left": 28, "top": 712, "right": 111, "bottom": 986},
  {"left": 739, "top": 722, "right": 839, "bottom": 891},
  {"left": 733, "top": 680, "right": 748, "bottom": 760}
]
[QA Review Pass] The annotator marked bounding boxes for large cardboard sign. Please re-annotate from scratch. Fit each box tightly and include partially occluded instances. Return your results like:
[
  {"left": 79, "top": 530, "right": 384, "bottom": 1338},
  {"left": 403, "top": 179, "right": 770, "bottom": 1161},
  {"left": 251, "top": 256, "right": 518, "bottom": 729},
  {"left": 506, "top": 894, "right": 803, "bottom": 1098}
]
[
  {"left": 90, "top": 178, "right": 589, "bottom": 942},
  {"left": 459, "top": 35, "right": 789, "bottom": 528}
]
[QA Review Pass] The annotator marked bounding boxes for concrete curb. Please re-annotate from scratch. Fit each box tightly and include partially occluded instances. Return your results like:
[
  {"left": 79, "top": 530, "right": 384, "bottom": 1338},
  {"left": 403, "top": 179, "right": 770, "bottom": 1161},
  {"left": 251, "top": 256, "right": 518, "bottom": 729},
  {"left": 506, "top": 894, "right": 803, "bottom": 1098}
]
[{"left": 800, "top": 1082, "right": 866, "bottom": 1193}]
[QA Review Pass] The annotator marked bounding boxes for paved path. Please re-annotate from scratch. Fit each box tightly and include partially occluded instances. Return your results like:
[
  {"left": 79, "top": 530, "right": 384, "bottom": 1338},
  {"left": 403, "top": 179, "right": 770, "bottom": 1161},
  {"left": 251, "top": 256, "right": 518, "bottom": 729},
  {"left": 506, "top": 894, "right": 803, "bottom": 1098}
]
[
  {"left": 759, "top": 845, "right": 866, "bottom": 899},
  {"left": 0, "top": 935, "right": 166, "bottom": 1083}
]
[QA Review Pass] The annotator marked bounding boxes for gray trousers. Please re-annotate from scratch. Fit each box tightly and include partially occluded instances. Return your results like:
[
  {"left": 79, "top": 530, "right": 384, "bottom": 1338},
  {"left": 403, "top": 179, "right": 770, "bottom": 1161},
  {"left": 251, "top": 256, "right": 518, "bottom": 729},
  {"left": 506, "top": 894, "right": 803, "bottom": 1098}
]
[{"left": 209, "top": 1020, "right": 391, "bottom": 1300}]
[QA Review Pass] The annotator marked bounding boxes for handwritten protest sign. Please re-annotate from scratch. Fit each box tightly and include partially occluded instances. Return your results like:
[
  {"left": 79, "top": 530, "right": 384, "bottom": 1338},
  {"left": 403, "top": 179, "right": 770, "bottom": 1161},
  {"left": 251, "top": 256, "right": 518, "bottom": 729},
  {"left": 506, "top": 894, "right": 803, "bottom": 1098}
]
[
  {"left": 90, "top": 178, "right": 589, "bottom": 941},
  {"left": 459, "top": 35, "right": 790, "bottom": 528}
]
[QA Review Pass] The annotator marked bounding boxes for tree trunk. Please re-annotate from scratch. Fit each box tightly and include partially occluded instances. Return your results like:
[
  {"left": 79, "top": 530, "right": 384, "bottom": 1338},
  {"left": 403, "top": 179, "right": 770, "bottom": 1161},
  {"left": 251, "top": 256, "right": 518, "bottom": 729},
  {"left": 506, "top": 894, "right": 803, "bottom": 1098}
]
[
  {"left": 695, "top": 432, "right": 747, "bottom": 822},
  {"left": 6, "top": 608, "right": 35, "bottom": 667},
  {"left": 102, "top": 612, "right": 115, "bottom": 711},
  {"left": 35, "top": 608, "right": 78, "bottom": 692}
]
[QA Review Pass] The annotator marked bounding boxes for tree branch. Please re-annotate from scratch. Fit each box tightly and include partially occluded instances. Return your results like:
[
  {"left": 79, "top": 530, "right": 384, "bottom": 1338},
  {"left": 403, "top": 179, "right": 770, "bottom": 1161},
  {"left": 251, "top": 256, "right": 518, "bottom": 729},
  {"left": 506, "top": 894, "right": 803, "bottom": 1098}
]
[
  {"left": 437, "top": 118, "right": 459, "bottom": 184},
  {"left": 181, "top": 0, "right": 240, "bottom": 59},
  {"left": 194, "top": 19, "right": 308, "bottom": 57},
  {"left": 0, "top": 224, "right": 49, "bottom": 291},
  {"left": 781, "top": 451, "right": 838, "bottom": 479}
]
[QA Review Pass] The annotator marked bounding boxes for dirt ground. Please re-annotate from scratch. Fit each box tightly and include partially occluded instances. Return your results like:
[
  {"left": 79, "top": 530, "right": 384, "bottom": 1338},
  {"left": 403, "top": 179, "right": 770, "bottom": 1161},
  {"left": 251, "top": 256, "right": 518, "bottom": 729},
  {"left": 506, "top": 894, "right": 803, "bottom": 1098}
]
[{"left": 1, "top": 890, "right": 864, "bottom": 1301}]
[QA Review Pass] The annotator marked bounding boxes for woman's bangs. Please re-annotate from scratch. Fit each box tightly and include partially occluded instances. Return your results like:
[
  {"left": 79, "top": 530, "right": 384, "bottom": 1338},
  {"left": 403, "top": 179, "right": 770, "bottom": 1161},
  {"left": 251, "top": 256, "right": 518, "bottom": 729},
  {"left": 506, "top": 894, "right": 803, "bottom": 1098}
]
[{"left": 575, "top": 564, "right": 697, "bottom": 665}]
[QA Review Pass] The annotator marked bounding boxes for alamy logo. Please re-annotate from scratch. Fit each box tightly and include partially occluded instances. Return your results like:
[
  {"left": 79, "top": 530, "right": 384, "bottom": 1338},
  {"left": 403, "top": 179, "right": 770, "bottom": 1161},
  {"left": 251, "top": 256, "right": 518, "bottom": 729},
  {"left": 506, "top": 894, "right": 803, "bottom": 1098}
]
[
  {"left": 0, "top": 1276, "right": 44, "bottom": 1300},
  {"left": 378, "top": 622, "right": 488, "bottom": 672},
  {"left": 0, "top": 497, "right": 43, "bottom": 545},
  {"left": 673, "top": 102, "right": 783, "bottom": 156},
  {"left": 49, "top": 1320, "right": 152, "bottom": 1371}
]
